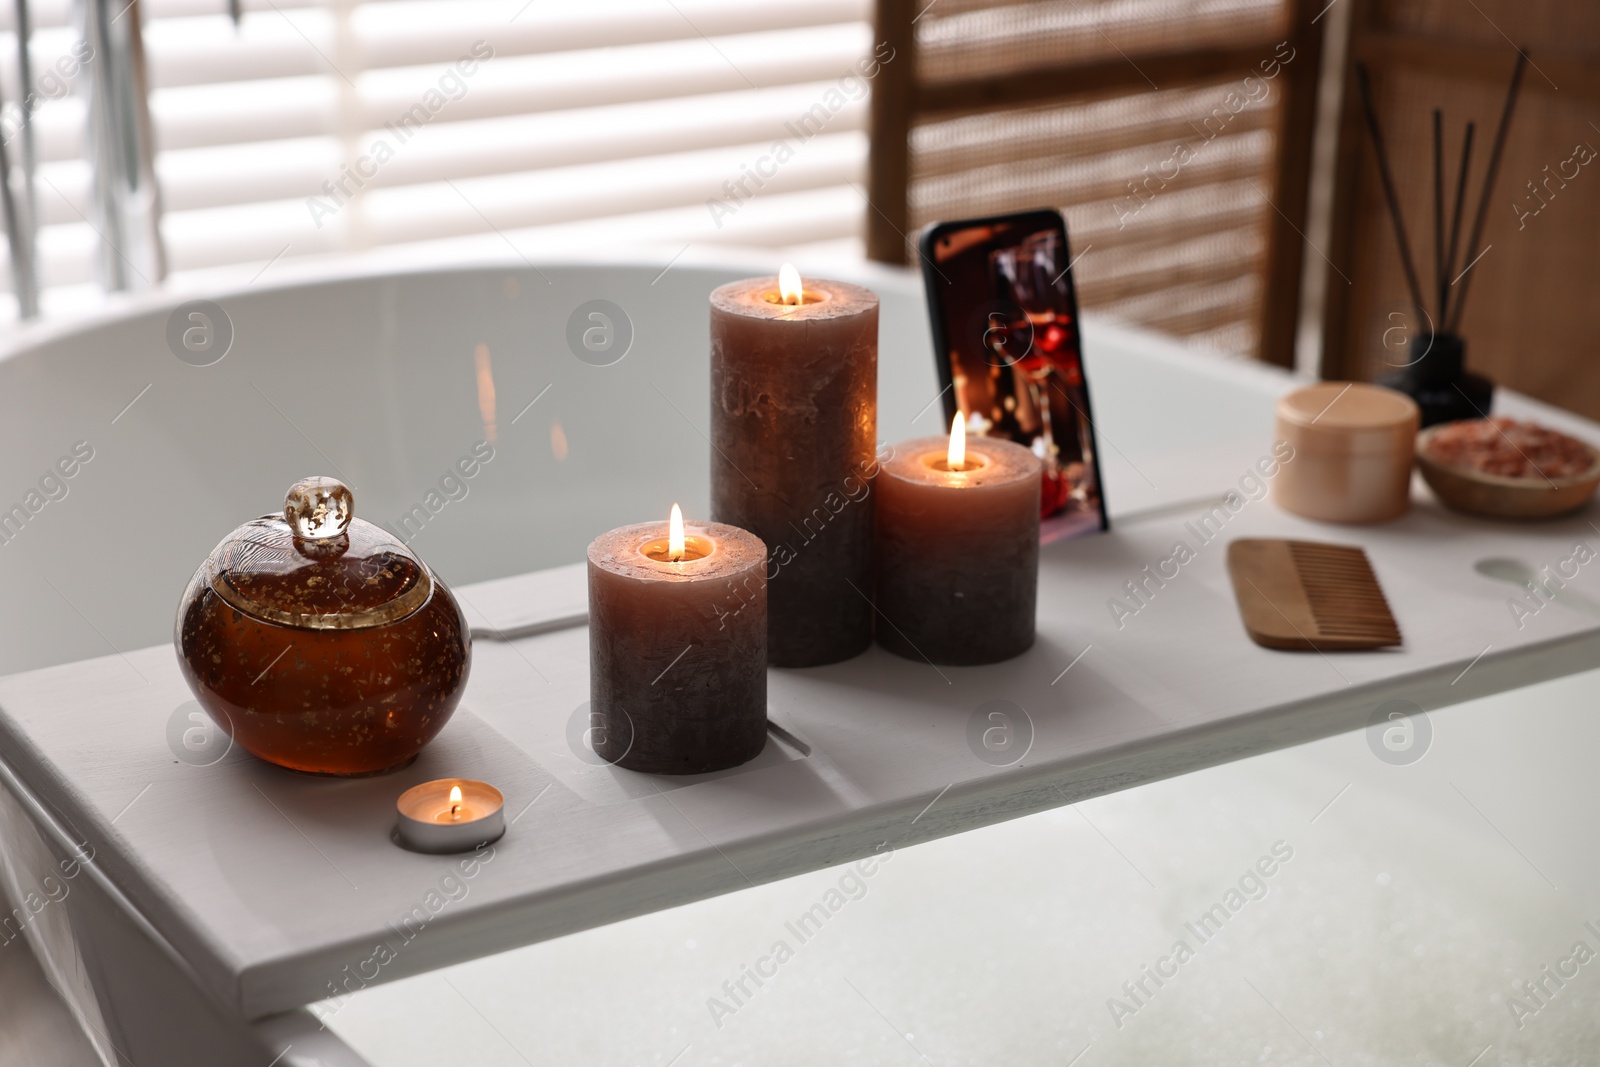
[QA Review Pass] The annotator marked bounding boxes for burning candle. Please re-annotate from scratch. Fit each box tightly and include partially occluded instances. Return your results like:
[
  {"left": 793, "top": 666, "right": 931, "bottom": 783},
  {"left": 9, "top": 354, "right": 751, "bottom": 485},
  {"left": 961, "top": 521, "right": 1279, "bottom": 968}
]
[
  {"left": 395, "top": 778, "right": 505, "bottom": 854},
  {"left": 710, "top": 266, "right": 878, "bottom": 667},
  {"left": 875, "top": 416, "right": 1042, "bottom": 665},
  {"left": 587, "top": 505, "right": 767, "bottom": 773}
]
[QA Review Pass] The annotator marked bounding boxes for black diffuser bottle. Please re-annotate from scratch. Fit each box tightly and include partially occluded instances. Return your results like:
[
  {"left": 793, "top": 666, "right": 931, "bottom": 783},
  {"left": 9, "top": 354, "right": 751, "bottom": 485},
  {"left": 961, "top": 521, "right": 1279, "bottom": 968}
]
[{"left": 1378, "top": 331, "right": 1494, "bottom": 428}]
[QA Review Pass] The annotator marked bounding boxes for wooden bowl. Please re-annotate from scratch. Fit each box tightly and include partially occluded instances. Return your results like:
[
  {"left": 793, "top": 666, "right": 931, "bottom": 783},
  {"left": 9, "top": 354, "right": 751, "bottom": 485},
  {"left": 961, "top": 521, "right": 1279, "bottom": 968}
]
[{"left": 1415, "top": 425, "right": 1600, "bottom": 519}]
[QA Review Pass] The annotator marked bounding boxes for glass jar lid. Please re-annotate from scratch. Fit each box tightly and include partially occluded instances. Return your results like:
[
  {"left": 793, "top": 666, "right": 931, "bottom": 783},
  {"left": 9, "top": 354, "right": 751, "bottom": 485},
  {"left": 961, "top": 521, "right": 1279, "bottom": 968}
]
[{"left": 204, "top": 477, "right": 433, "bottom": 631}]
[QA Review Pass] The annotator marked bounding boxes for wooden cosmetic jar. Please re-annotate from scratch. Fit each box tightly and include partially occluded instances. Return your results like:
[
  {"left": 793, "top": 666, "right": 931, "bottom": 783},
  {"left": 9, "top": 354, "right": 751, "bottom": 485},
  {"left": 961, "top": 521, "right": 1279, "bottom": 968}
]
[{"left": 1273, "top": 383, "right": 1420, "bottom": 524}]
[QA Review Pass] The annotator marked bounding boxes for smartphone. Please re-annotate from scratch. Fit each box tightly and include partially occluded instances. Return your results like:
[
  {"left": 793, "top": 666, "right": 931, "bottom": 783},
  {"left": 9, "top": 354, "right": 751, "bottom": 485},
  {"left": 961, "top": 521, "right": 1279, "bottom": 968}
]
[{"left": 918, "top": 208, "right": 1109, "bottom": 541}]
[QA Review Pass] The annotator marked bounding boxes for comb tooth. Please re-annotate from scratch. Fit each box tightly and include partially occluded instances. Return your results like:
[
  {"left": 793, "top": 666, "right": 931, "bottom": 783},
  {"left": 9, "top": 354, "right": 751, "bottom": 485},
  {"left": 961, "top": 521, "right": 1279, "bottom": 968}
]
[
  {"left": 1303, "top": 593, "right": 1388, "bottom": 604},
  {"left": 1313, "top": 616, "right": 1399, "bottom": 627},
  {"left": 1291, "top": 560, "right": 1370, "bottom": 574}
]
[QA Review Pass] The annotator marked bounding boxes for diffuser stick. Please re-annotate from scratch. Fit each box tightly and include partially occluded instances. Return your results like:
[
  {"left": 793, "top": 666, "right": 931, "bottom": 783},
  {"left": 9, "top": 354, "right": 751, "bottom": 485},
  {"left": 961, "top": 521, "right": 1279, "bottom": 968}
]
[
  {"left": 1355, "top": 63, "right": 1429, "bottom": 323},
  {"left": 1447, "top": 51, "right": 1527, "bottom": 333},
  {"left": 1432, "top": 109, "right": 1445, "bottom": 320},
  {"left": 1440, "top": 121, "right": 1476, "bottom": 326}
]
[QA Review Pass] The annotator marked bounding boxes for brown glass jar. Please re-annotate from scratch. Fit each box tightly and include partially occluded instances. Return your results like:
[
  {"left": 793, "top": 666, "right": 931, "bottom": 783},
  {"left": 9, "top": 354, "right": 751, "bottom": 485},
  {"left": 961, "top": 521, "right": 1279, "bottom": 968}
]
[{"left": 175, "top": 477, "right": 470, "bottom": 777}]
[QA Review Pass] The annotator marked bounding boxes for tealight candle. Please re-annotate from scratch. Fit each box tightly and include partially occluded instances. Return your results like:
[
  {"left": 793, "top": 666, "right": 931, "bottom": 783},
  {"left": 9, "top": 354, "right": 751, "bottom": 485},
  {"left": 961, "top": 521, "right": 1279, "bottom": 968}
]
[
  {"left": 587, "top": 505, "right": 767, "bottom": 773},
  {"left": 710, "top": 265, "right": 878, "bottom": 667},
  {"left": 395, "top": 778, "right": 505, "bottom": 854},
  {"left": 875, "top": 417, "right": 1042, "bottom": 665}
]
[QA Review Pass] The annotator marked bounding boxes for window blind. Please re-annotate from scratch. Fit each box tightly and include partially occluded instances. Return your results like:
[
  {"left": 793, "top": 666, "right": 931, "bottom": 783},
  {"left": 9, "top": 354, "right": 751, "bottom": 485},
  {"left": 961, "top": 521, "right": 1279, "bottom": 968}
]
[
  {"left": 897, "top": 0, "right": 1303, "bottom": 360},
  {"left": 0, "top": 0, "right": 876, "bottom": 317}
]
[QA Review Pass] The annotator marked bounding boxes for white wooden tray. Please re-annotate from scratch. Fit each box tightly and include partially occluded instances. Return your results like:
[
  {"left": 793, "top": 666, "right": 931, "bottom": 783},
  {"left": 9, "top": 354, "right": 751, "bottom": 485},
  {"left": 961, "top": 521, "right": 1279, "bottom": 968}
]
[{"left": 4, "top": 410, "right": 1600, "bottom": 1019}]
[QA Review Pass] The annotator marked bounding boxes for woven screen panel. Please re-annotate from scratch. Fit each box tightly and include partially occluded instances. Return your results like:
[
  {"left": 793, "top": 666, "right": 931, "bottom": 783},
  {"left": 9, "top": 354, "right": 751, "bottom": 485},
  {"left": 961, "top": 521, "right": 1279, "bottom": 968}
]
[
  {"left": 908, "top": 79, "right": 1281, "bottom": 357},
  {"left": 915, "top": 0, "right": 1287, "bottom": 85},
  {"left": 1374, "top": 0, "right": 1600, "bottom": 53}
]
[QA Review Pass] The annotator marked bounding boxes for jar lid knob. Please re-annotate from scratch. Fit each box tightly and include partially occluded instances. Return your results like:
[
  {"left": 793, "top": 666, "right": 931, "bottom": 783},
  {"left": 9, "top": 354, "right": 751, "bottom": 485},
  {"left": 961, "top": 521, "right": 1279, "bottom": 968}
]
[{"left": 284, "top": 477, "right": 353, "bottom": 540}]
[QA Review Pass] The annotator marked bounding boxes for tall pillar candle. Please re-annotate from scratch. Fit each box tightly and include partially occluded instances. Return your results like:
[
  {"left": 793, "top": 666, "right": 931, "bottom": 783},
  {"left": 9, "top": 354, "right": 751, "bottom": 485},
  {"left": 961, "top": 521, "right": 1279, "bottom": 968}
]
[
  {"left": 710, "top": 266, "right": 878, "bottom": 667},
  {"left": 876, "top": 419, "right": 1042, "bottom": 665},
  {"left": 587, "top": 507, "right": 767, "bottom": 773}
]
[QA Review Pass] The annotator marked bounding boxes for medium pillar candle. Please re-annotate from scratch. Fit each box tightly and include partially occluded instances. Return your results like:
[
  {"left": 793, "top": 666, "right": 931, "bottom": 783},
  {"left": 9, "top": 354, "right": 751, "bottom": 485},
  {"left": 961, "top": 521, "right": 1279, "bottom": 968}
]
[
  {"left": 710, "top": 267, "right": 878, "bottom": 667},
  {"left": 587, "top": 507, "right": 767, "bottom": 773},
  {"left": 876, "top": 420, "right": 1042, "bottom": 665}
]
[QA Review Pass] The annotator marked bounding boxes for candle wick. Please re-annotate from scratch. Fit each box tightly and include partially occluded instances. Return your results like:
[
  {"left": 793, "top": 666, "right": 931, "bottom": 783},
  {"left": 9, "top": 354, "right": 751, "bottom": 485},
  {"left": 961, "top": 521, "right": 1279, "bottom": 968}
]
[{"left": 450, "top": 803, "right": 461, "bottom": 820}]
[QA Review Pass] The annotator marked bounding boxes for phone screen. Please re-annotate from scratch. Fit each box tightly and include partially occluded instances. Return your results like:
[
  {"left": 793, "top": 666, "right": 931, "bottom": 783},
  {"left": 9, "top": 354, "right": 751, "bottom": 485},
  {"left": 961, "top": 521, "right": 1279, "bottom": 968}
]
[{"left": 919, "top": 209, "right": 1108, "bottom": 541}]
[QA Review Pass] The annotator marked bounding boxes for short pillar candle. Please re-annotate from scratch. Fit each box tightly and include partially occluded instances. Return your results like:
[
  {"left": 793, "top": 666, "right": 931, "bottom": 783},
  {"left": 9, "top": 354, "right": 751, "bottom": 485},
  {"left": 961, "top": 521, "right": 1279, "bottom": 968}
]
[
  {"left": 876, "top": 418, "right": 1042, "bottom": 665},
  {"left": 710, "top": 265, "right": 878, "bottom": 667},
  {"left": 587, "top": 506, "right": 767, "bottom": 773}
]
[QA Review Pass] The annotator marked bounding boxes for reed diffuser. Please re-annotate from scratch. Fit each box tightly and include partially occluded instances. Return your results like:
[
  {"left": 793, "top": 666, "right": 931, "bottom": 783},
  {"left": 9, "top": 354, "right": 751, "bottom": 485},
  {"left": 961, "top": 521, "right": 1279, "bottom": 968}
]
[{"left": 1357, "top": 53, "right": 1527, "bottom": 427}]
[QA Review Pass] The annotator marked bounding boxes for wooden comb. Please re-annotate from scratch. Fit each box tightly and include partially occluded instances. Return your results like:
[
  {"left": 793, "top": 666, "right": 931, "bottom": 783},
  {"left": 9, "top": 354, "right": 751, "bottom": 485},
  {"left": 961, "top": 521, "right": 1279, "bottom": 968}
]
[{"left": 1226, "top": 539, "right": 1401, "bottom": 651}]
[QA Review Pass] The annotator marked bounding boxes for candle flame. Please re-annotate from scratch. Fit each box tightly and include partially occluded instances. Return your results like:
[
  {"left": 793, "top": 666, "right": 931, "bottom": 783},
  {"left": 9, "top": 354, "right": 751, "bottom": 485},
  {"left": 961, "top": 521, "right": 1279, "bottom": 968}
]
[
  {"left": 449, "top": 784, "right": 462, "bottom": 820},
  {"left": 947, "top": 413, "right": 966, "bottom": 470},
  {"left": 668, "top": 503, "right": 685, "bottom": 562},
  {"left": 778, "top": 263, "right": 803, "bottom": 305}
]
